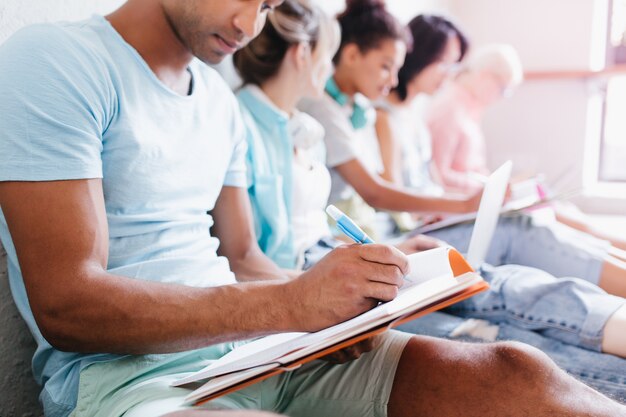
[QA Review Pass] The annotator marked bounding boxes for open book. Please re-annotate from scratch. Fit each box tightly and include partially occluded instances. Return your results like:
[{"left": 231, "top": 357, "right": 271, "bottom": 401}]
[{"left": 172, "top": 246, "right": 488, "bottom": 406}]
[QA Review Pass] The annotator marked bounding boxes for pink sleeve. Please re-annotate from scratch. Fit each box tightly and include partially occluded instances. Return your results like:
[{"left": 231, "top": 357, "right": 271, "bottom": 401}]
[{"left": 428, "top": 112, "right": 483, "bottom": 194}]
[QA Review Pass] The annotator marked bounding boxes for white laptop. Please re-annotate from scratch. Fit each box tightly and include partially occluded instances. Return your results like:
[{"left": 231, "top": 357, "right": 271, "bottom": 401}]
[{"left": 464, "top": 161, "right": 512, "bottom": 269}]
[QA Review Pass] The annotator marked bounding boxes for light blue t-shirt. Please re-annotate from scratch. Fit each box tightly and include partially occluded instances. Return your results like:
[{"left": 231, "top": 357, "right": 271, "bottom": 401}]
[{"left": 0, "top": 16, "right": 247, "bottom": 417}]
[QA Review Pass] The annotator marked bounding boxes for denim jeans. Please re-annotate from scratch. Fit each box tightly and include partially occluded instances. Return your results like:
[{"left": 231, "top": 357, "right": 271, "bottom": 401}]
[
  {"left": 303, "top": 236, "right": 626, "bottom": 401},
  {"left": 302, "top": 236, "right": 342, "bottom": 270},
  {"left": 304, "top": 237, "right": 623, "bottom": 349},
  {"left": 425, "top": 213, "right": 608, "bottom": 285},
  {"left": 450, "top": 263, "right": 624, "bottom": 352}
]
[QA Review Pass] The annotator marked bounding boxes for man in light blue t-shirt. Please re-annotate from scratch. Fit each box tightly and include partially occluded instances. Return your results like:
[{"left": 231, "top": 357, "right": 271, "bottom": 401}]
[{"left": 0, "top": 1, "right": 624, "bottom": 417}]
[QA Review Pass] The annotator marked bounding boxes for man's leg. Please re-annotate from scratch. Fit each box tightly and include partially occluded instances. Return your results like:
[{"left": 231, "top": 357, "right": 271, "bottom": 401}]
[
  {"left": 398, "top": 311, "right": 626, "bottom": 400},
  {"left": 389, "top": 336, "right": 626, "bottom": 417}
]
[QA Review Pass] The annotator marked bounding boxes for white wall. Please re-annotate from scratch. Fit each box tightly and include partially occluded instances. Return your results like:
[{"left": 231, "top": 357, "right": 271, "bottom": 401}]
[
  {"left": 0, "top": 0, "right": 125, "bottom": 42},
  {"left": 317, "top": 0, "right": 451, "bottom": 23},
  {"left": 448, "top": 0, "right": 607, "bottom": 71},
  {"left": 444, "top": 0, "right": 624, "bottom": 212}
]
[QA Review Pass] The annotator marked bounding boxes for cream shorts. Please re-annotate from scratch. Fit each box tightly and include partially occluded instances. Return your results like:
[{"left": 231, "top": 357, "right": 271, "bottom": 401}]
[{"left": 70, "top": 330, "right": 412, "bottom": 417}]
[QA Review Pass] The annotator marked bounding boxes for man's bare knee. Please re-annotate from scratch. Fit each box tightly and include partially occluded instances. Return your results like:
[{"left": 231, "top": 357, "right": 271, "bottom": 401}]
[
  {"left": 490, "top": 341, "right": 549, "bottom": 365},
  {"left": 392, "top": 336, "right": 626, "bottom": 416},
  {"left": 164, "top": 411, "right": 284, "bottom": 417},
  {"left": 488, "top": 341, "right": 558, "bottom": 381}
]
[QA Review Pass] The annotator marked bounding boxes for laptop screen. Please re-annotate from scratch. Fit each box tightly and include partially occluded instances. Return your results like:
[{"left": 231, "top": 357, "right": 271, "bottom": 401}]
[{"left": 466, "top": 161, "right": 512, "bottom": 269}]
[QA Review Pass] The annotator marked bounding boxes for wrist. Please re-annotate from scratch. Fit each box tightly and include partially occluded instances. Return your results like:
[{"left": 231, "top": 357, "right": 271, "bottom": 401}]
[
  {"left": 274, "top": 278, "right": 306, "bottom": 332},
  {"left": 441, "top": 197, "right": 468, "bottom": 213},
  {"left": 462, "top": 198, "right": 472, "bottom": 213}
]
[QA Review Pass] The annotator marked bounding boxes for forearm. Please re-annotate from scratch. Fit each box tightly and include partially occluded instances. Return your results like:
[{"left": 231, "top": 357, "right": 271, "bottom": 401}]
[
  {"left": 361, "top": 178, "right": 471, "bottom": 214},
  {"left": 229, "top": 245, "right": 289, "bottom": 282},
  {"left": 439, "top": 167, "right": 484, "bottom": 194},
  {"left": 36, "top": 270, "right": 297, "bottom": 354},
  {"left": 336, "top": 160, "right": 471, "bottom": 215},
  {"left": 430, "top": 133, "right": 483, "bottom": 193}
]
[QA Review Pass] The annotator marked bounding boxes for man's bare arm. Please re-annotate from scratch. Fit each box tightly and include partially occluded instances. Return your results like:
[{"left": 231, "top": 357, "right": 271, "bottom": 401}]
[
  {"left": 0, "top": 180, "right": 407, "bottom": 355},
  {"left": 0, "top": 180, "right": 299, "bottom": 354},
  {"left": 211, "top": 186, "right": 288, "bottom": 282}
]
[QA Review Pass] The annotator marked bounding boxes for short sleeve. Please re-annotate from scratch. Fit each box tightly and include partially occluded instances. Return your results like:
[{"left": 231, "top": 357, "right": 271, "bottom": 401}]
[
  {"left": 299, "top": 96, "right": 358, "bottom": 168},
  {"left": 222, "top": 96, "right": 249, "bottom": 188},
  {"left": 0, "top": 24, "right": 112, "bottom": 181}
]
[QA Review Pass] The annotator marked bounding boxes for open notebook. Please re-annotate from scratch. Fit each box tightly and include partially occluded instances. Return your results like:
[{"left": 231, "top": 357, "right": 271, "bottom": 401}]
[
  {"left": 173, "top": 247, "right": 486, "bottom": 405},
  {"left": 171, "top": 162, "right": 513, "bottom": 406}
]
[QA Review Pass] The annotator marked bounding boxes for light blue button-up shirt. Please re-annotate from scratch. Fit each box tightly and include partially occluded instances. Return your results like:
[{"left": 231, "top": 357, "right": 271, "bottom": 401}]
[{"left": 238, "top": 85, "right": 297, "bottom": 268}]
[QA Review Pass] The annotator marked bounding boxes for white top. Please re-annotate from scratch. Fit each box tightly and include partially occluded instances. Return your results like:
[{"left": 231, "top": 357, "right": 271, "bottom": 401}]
[
  {"left": 381, "top": 99, "right": 445, "bottom": 196},
  {"left": 291, "top": 151, "right": 332, "bottom": 258},
  {"left": 299, "top": 93, "right": 382, "bottom": 204}
]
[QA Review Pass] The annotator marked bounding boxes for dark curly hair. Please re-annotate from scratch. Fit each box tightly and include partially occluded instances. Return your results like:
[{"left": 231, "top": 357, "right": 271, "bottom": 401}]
[{"left": 333, "top": 0, "right": 412, "bottom": 65}]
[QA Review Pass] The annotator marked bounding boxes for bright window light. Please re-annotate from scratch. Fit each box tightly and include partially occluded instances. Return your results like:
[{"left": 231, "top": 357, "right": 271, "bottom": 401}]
[{"left": 599, "top": 76, "right": 626, "bottom": 182}]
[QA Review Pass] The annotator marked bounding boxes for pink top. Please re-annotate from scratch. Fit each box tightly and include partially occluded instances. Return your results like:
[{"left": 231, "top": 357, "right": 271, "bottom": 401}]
[{"left": 427, "top": 82, "right": 490, "bottom": 194}]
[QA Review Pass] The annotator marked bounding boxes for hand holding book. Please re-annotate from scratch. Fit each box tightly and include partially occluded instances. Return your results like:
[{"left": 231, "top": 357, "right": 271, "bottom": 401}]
[{"left": 172, "top": 246, "right": 487, "bottom": 405}]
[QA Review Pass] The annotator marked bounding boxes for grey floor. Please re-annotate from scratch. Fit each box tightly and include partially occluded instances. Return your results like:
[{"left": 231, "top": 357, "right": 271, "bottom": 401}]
[{"left": 0, "top": 245, "right": 43, "bottom": 417}]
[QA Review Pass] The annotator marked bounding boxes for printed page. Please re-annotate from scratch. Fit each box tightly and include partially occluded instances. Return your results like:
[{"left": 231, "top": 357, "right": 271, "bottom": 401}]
[
  {"left": 404, "top": 247, "right": 453, "bottom": 285},
  {"left": 259, "top": 272, "right": 481, "bottom": 364}
]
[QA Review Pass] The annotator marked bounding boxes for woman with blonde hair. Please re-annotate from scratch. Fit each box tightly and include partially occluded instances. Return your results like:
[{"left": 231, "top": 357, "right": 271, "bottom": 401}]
[
  {"left": 428, "top": 44, "right": 524, "bottom": 193},
  {"left": 233, "top": 0, "right": 445, "bottom": 270}
]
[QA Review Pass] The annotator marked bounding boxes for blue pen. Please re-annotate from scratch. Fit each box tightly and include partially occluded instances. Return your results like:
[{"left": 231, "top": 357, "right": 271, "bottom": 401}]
[
  {"left": 326, "top": 205, "right": 414, "bottom": 284},
  {"left": 326, "top": 205, "right": 374, "bottom": 244}
]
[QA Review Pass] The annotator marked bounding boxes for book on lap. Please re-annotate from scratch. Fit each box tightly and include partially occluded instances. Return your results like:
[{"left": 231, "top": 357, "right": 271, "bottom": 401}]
[
  {"left": 173, "top": 162, "right": 518, "bottom": 405},
  {"left": 172, "top": 246, "right": 488, "bottom": 406}
]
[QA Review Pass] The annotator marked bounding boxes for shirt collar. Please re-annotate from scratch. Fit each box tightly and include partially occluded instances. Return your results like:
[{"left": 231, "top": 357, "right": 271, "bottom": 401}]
[{"left": 238, "top": 84, "right": 290, "bottom": 130}]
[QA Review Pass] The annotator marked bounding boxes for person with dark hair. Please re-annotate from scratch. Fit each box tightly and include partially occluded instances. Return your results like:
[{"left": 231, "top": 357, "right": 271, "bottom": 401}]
[
  {"left": 394, "top": 14, "right": 469, "bottom": 102},
  {"left": 378, "top": 14, "right": 469, "bottom": 198},
  {"left": 374, "top": 15, "right": 626, "bottom": 302},
  {"left": 299, "top": 0, "right": 482, "bottom": 242},
  {"left": 1, "top": 0, "right": 626, "bottom": 416},
  {"left": 373, "top": 13, "right": 626, "bottom": 363},
  {"left": 333, "top": 0, "right": 412, "bottom": 66}
]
